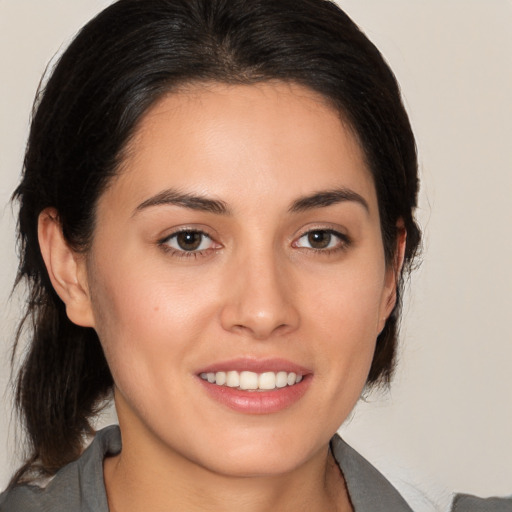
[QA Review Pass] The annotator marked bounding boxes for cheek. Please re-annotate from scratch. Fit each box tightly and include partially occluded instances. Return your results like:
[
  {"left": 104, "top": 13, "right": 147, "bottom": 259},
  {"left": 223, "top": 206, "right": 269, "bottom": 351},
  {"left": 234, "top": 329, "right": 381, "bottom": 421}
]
[
  {"left": 87, "top": 253, "right": 220, "bottom": 395},
  {"left": 305, "top": 256, "right": 387, "bottom": 338},
  {"left": 301, "top": 256, "right": 387, "bottom": 387}
]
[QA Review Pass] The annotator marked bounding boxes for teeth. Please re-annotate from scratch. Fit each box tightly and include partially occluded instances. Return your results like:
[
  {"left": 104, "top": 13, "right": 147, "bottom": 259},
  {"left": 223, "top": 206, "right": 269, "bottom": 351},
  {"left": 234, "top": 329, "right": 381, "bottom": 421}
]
[
  {"left": 276, "top": 371, "right": 288, "bottom": 388},
  {"left": 200, "top": 370, "right": 304, "bottom": 390},
  {"left": 239, "top": 371, "right": 259, "bottom": 390},
  {"left": 258, "top": 372, "right": 276, "bottom": 390},
  {"left": 287, "top": 372, "right": 297, "bottom": 386},
  {"left": 226, "top": 371, "right": 240, "bottom": 388}
]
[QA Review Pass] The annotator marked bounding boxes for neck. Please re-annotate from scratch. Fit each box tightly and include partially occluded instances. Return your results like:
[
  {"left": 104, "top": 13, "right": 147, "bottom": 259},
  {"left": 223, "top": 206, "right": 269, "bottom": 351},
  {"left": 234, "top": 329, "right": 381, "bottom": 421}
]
[{"left": 104, "top": 424, "right": 351, "bottom": 512}]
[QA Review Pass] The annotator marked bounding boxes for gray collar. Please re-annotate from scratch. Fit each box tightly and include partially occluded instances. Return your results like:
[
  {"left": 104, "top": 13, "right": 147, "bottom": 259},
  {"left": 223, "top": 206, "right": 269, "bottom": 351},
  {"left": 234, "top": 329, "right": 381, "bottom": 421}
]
[
  {"left": 1, "top": 426, "right": 413, "bottom": 512},
  {"left": 330, "top": 434, "right": 413, "bottom": 511}
]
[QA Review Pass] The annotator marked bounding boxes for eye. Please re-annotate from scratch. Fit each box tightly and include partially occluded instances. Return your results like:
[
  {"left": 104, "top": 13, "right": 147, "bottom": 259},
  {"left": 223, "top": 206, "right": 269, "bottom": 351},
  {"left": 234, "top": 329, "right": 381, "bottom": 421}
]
[
  {"left": 293, "top": 229, "right": 348, "bottom": 251},
  {"left": 163, "top": 230, "right": 215, "bottom": 252}
]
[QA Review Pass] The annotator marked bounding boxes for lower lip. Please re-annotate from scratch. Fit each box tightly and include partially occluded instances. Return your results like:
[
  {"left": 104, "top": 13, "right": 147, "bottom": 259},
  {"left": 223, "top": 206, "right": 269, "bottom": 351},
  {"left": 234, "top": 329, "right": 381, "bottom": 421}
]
[{"left": 198, "top": 377, "right": 311, "bottom": 414}]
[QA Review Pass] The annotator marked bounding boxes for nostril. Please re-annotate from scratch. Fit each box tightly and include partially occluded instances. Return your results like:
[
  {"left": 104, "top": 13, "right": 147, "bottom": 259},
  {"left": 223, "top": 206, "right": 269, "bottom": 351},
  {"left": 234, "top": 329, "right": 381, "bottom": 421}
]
[{"left": 219, "top": 265, "right": 300, "bottom": 338}]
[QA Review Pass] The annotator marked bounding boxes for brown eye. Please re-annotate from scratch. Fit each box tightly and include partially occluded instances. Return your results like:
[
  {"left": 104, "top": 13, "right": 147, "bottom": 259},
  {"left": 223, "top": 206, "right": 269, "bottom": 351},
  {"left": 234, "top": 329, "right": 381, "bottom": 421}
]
[
  {"left": 163, "top": 230, "right": 214, "bottom": 252},
  {"left": 307, "top": 231, "right": 332, "bottom": 249},
  {"left": 294, "top": 229, "right": 348, "bottom": 251},
  {"left": 176, "top": 231, "right": 203, "bottom": 251}
]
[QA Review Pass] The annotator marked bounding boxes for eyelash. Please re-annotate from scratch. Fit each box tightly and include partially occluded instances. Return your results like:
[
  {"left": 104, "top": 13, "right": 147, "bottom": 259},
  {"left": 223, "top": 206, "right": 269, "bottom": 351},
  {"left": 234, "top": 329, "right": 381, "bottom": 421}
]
[
  {"left": 158, "top": 228, "right": 350, "bottom": 259},
  {"left": 158, "top": 229, "right": 219, "bottom": 259},
  {"left": 292, "top": 229, "right": 351, "bottom": 255}
]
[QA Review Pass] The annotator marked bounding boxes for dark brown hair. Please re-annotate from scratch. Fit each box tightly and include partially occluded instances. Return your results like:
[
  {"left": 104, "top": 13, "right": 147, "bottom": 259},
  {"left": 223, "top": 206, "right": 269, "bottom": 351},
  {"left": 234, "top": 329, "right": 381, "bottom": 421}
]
[{"left": 11, "top": 0, "right": 420, "bottom": 484}]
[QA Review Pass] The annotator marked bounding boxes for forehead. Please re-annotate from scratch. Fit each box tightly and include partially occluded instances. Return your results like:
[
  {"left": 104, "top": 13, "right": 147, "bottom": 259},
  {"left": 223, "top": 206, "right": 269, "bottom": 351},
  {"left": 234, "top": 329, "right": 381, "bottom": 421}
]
[{"left": 105, "top": 81, "right": 377, "bottom": 216}]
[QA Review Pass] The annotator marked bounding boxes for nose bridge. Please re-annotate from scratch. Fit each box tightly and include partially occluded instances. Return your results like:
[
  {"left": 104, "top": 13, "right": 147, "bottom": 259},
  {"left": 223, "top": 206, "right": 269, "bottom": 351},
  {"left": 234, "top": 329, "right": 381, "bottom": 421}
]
[{"left": 221, "top": 240, "right": 299, "bottom": 339}]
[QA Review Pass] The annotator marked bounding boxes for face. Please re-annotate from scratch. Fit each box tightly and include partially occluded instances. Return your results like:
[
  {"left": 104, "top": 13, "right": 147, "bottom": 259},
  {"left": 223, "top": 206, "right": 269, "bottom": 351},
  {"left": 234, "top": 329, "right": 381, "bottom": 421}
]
[{"left": 82, "top": 82, "right": 396, "bottom": 477}]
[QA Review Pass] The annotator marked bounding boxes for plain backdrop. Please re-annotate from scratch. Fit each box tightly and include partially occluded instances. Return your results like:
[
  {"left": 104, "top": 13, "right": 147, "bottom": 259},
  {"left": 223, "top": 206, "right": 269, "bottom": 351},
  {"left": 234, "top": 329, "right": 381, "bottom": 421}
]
[{"left": 1, "top": 1, "right": 511, "bottom": 510}]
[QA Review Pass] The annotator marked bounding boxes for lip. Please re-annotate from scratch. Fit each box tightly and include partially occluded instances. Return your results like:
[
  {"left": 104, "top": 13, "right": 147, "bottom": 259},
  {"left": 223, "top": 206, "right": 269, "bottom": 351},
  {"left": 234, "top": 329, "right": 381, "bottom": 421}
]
[
  {"left": 196, "top": 358, "right": 312, "bottom": 414},
  {"left": 196, "top": 357, "right": 311, "bottom": 375}
]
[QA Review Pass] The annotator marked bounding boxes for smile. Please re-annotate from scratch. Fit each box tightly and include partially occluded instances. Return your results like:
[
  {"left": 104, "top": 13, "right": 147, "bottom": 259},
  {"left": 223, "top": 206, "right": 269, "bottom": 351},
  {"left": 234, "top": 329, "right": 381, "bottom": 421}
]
[{"left": 199, "top": 370, "right": 303, "bottom": 390}]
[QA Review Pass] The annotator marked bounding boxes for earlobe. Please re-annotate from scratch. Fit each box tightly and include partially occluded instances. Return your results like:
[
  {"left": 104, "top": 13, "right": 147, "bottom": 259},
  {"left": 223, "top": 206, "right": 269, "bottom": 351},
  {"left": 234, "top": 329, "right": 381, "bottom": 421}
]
[{"left": 38, "top": 208, "right": 95, "bottom": 328}]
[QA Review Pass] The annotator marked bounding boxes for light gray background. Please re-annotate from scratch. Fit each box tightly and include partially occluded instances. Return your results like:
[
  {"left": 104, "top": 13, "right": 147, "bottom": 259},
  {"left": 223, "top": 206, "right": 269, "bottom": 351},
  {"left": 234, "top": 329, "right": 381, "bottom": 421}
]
[{"left": 1, "top": 1, "right": 511, "bottom": 509}]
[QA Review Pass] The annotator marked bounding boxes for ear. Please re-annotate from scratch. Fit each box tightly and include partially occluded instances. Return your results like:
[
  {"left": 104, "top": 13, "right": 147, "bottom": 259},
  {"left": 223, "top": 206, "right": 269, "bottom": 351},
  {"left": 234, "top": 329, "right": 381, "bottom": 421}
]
[
  {"left": 378, "top": 220, "right": 407, "bottom": 332},
  {"left": 38, "top": 208, "right": 95, "bottom": 328}
]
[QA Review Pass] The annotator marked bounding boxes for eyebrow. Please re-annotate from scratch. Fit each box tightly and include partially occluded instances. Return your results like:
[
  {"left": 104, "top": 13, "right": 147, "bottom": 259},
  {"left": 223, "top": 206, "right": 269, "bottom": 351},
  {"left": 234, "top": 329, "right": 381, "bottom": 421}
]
[
  {"left": 134, "top": 189, "right": 230, "bottom": 216},
  {"left": 133, "top": 186, "right": 369, "bottom": 217},
  {"left": 289, "top": 188, "right": 369, "bottom": 214}
]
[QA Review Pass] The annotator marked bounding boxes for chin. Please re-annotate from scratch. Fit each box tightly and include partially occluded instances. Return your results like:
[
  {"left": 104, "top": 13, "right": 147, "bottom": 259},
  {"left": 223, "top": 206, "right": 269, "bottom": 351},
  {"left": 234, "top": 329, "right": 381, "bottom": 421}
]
[
  {"left": 184, "top": 425, "right": 329, "bottom": 478},
  {"left": 199, "top": 448, "right": 312, "bottom": 478}
]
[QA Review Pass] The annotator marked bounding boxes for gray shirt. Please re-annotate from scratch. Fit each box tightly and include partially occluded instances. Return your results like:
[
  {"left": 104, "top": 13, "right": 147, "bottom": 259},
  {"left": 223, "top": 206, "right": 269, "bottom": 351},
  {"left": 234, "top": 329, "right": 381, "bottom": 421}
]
[
  {"left": 451, "top": 494, "right": 512, "bottom": 512},
  {"left": 0, "top": 425, "right": 412, "bottom": 511},
  {"left": 1, "top": 426, "right": 510, "bottom": 511}
]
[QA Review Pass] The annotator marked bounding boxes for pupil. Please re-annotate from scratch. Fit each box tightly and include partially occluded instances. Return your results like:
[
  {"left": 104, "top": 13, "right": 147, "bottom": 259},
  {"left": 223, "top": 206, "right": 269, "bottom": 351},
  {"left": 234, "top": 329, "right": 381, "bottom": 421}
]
[
  {"left": 177, "top": 232, "right": 201, "bottom": 251},
  {"left": 308, "top": 231, "right": 331, "bottom": 249}
]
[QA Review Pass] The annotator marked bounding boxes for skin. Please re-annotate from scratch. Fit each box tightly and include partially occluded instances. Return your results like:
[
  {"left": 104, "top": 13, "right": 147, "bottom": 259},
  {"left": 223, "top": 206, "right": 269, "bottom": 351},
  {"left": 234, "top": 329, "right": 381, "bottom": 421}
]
[{"left": 39, "top": 82, "right": 402, "bottom": 512}]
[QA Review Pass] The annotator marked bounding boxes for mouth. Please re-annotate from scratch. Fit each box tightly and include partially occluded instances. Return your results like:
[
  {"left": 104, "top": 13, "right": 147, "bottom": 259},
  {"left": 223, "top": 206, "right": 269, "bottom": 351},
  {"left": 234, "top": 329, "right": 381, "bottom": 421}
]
[
  {"left": 199, "top": 370, "right": 303, "bottom": 391},
  {"left": 196, "top": 359, "right": 311, "bottom": 414}
]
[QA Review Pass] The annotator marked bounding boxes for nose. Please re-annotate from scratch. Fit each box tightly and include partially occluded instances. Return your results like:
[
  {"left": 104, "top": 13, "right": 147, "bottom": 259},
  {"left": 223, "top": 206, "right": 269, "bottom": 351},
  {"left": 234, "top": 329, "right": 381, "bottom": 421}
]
[{"left": 220, "top": 250, "right": 300, "bottom": 340}]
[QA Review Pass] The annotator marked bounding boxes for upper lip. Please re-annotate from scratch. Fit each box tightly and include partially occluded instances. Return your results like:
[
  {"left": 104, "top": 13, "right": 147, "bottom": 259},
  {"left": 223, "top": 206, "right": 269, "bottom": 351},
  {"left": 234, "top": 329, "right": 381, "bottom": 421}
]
[{"left": 196, "top": 357, "right": 311, "bottom": 375}]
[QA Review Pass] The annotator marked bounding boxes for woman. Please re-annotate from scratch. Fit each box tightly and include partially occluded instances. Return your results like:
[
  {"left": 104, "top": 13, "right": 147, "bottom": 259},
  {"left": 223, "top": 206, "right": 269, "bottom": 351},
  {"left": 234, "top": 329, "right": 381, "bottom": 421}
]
[{"left": 1, "top": 0, "right": 423, "bottom": 510}]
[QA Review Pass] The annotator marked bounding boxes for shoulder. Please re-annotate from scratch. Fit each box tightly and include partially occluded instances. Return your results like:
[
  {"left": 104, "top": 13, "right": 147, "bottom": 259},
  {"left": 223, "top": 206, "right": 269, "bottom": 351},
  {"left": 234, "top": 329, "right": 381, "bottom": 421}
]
[
  {"left": 0, "top": 425, "right": 121, "bottom": 512},
  {"left": 451, "top": 493, "right": 512, "bottom": 512},
  {"left": 330, "top": 434, "right": 414, "bottom": 511}
]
